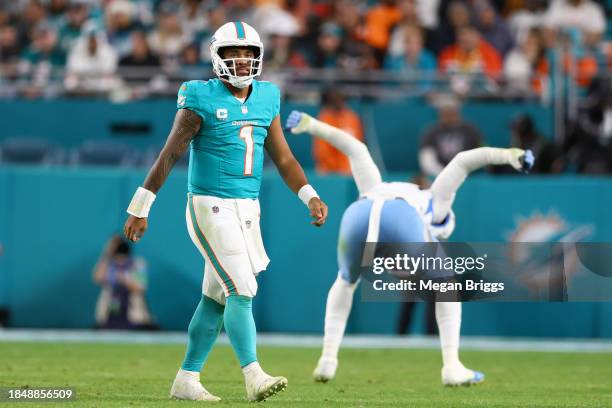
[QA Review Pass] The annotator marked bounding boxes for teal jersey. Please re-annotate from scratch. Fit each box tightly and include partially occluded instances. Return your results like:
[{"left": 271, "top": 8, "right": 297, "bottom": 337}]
[{"left": 176, "top": 78, "right": 281, "bottom": 198}]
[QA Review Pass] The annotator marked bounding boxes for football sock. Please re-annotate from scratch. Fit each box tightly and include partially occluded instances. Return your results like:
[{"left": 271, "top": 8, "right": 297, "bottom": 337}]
[
  {"left": 306, "top": 117, "right": 382, "bottom": 195},
  {"left": 181, "top": 294, "right": 225, "bottom": 372},
  {"left": 321, "top": 276, "right": 358, "bottom": 360},
  {"left": 224, "top": 295, "right": 258, "bottom": 367},
  {"left": 435, "top": 302, "right": 462, "bottom": 367}
]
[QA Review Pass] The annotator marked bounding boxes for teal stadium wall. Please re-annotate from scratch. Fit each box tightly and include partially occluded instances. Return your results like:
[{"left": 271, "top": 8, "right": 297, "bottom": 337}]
[
  {"left": 0, "top": 99, "right": 553, "bottom": 172},
  {"left": 0, "top": 167, "right": 611, "bottom": 338}
]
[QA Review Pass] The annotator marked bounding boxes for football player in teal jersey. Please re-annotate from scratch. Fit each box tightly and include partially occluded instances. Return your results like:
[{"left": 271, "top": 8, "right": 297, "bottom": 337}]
[{"left": 124, "top": 21, "right": 328, "bottom": 402}]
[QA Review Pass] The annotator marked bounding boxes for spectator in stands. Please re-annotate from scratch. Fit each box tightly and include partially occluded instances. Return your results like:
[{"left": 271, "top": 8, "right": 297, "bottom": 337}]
[
  {"left": 313, "top": 89, "right": 364, "bottom": 175},
  {"left": 57, "top": 1, "right": 90, "bottom": 56},
  {"left": 313, "top": 22, "right": 343, "bottom": 68},
  {"left": 178, "top": 0, "right": 209, "bottom": 40},
  {"left": 383, "top": 0, "right": 425, "bottom": 59},
  {"left": 105, "top": 0, "right": 139, "bottom": 58},
  {"left": 508, "top": 0, "right": 547, "bottom": 43},
  {"left": 418, "top": 94, "right": 483, "bottom": 176},
  {"left": 544, "top": 0, "right": 606, "bottom": 40},
  {"left": 413, "top": 0, "right": 440, "bottom": 31},
  {"left": 439, "top": 26, "right": 503, "bottom": 78},
  {"left": 573, "top": 30, "right": 606, "bottom": 89},
  {"left": 331, "top": 0, "right": 379, "bottom": 70},
  {"left": 0, "top": 25, "right": 20, "bottom": 64},
  {"left": 64, "top": 30, "right": 118, "bottom": 93},
  {"left": 431, "top": 0, "right": 471, "bottom": 54},
  {"left": 93, "top": 235, "right": 155, "bottom": 330},
  {"left": 47, "top": 0, "right": 69, "bottom": 27},
  {"left": 333, "top": 0, "right": 363, "bottom": 38},
  {"left": 384, "top": 24, "right": 437, "bottom": 74},
  {"left": 16, "top": 0, "right": 47, "bottom": 49},
  {"left": 18, "top": 25, "right": 65, "bottom": 97},
  {"left": 253, "top": 1, "right": 300, "bottom": 43},
  {"left": 474, "top": 0, "right": 514, "bottom": 57},
  {"left": 148, "top": 6, "right": 191, "bottom": 69},
  {"left": 504, "top": 27, "right": 548, "bottom": 94},
  {"left": 20, "top": 24, "right": 65, "bottom": 67},
  {"left": 362, "top": 0, "right": 403, "bottom": 65},
  {"left": 264, "top": 32, "right": 309, "bottom": 71},
  {"left": 179, "top": 42, "right": 206, "bottom": 71},
  {"left": 226, "top": 0, "right": 257, "bottom": 26},
  {"left": 198, "top": 5, "right": 226, "bottom": 65},
  {"left": 119, "top": 30, "right": 160, "bottom": 68},
  {"left": 564, "top": 77, "right": 612, "bottom": 174}
]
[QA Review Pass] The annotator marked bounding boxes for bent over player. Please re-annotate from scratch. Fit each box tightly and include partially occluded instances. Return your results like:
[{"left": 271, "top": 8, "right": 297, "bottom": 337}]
[
  {"left": 286, "top": 110, "right": 533, "bottom": 386},
  {"left": 123, "top": 22, "right": 328, "bottom": 402}
]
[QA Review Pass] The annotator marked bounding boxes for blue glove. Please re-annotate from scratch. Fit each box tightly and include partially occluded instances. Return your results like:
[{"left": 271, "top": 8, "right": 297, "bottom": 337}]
[
  {"left": 521, "top": 149, "right": 535, "bottom": 173},
  {"left": 284, "top": 110, "right": 302, "bottom": 132}
]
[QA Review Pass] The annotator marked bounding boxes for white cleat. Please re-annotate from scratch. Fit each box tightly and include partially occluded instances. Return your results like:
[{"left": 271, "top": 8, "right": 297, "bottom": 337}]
[
  {"left": 442, "top": 364, "right": 485, "bottom": 387},
  {"left": 313, "top": 357, "right": 338, "bottom": 383},
  {"left": 170, "top": 370, "right": 221, "bottom": 402},
  {"left": 245, "top": 373, "right": 288, "bottom": 402}
]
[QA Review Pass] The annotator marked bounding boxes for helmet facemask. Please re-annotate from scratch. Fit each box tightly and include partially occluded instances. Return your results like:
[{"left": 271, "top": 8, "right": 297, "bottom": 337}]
[{"left": 212, "top": 45, "right": 263, "bottom": 89}]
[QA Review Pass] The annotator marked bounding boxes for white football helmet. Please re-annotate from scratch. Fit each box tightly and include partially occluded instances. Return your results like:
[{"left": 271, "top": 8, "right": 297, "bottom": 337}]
[{"left": 210, "top": 21, "right": 264, "bottom": 89}]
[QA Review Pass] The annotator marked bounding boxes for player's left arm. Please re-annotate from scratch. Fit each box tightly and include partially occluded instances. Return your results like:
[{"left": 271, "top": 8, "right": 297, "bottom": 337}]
[
  {"left": 429, "top": 147, "right": 534, "bottom": 238},
  {"left": 265, "top": 115, "right": 328, "bottom": 227}
]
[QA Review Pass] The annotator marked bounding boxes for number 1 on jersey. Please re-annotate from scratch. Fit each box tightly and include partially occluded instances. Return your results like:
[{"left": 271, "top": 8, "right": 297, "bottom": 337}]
[{"left": 239, "top": 126, "right": 254, "bottom": 176}]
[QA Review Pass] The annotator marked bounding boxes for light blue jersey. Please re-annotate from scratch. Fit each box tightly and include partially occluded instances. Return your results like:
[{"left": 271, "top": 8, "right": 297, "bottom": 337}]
[{"left": 177, "top": 78, "right": 281, "bottom": 198}]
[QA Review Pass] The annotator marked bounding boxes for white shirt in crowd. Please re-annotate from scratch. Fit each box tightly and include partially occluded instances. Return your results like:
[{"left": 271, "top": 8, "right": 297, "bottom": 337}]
[{"left": 544, "top": 0, "right": 606, "bottom": 34}]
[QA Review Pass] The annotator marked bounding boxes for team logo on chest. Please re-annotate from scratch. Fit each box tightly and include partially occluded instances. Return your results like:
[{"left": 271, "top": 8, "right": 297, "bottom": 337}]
[{"left": 216, "top": 108, "right": 228, "bottom": 120}]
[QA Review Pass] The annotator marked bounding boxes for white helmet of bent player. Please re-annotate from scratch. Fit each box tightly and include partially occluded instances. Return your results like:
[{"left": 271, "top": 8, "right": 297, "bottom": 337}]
[{"left": 210, "top": 21, "right": 263, "bottom": 89}]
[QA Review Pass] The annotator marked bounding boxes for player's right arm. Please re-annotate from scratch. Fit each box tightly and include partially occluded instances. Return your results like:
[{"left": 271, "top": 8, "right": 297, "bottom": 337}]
[
  {"left": 123, "top": 108, "right": 202, "bottom": 243},
  {"left": 286, "top": 110, "right": 383, "bottom": 195}
]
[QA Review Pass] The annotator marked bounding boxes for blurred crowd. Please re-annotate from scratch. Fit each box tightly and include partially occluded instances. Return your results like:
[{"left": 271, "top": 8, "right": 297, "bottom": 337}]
[
  {"left": 0, "top": 0, "right": 609, "bottom": 97},
  {"left": 0, "top": 0, "right": 610, "bottom": 173}
]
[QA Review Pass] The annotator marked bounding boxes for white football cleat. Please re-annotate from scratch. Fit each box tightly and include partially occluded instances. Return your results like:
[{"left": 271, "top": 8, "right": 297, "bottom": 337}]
[
  {"left": 442, "top": 364, "right": 485, "bottom": 387},
  {"left": 245, "top": 373, "right": 288, "bottom": 402},
  {"left": 170, "top": 369, "right": 221, "bottom": 401},
  {"left": 313, "top": 357, "right": 338, "bottom": 383}
]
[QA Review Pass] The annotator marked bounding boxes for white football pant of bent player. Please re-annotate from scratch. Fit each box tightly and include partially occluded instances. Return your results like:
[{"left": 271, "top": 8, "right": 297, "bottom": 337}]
[{"left": 286, "top": 110, "right": 533, "bottom": 386}]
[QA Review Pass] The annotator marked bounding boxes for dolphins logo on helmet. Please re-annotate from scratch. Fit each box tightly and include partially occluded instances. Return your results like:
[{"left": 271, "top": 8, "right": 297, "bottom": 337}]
[{"left": 210, "top": 21, "right": 264, "bottom": 89}]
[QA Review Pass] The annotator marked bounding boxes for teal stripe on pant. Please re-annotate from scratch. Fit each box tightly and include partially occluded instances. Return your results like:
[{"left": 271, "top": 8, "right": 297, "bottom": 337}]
[
  {"left": 224, "top": 295, "right": 257, "bottom": 367},
  {"left": 181, "top": 295, "right": 225, "bottom": 372}
]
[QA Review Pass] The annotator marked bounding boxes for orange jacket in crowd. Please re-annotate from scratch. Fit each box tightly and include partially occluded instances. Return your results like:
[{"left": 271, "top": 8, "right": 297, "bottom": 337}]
[
  {"left": 362, "top": 3, "right": 403, "bottom": 50},
  {"left": 314, "top": 108, "right": 364, "bottom": 175},
  {"left": 438, "top": 40, "right": 503, "bottom": 78}
]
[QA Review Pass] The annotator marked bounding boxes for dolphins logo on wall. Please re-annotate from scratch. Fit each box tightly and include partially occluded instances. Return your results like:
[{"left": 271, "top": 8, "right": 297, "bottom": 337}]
[{"left": 505, "top": 211, "right": 594, "bottom": 298}]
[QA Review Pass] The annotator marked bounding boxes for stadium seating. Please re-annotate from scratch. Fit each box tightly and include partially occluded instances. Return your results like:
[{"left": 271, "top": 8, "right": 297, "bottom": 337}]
[
  {"left": 70, "top": 140, "right": 139, "bottom": 167},
  {"left": 0, "top": 138, "right": 64, "bottom": 165}
]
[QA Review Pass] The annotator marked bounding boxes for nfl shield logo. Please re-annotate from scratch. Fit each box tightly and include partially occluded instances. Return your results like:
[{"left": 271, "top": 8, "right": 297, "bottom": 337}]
[
  {"left": 212, "top": 206, "right": 219, "bottom": 214},
  {"left": 245, "top": 220, "right": 252, "bottom": 229},
  {"left": 241, "top": 106, "right": 248, "bottom": 114}
]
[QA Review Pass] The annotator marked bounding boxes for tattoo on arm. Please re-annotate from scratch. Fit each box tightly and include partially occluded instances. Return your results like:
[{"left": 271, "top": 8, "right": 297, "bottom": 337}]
[{"left": 143, "top": 109, "right": 202, "bottom": 193}]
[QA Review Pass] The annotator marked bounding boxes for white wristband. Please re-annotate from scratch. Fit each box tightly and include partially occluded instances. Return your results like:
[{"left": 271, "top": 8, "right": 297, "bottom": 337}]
[
  {"left": 127, "top": 187, "right": 156, "bottom": 218},
  {"left": 298, "top": 184, "right": 319, "bottom": 207}
]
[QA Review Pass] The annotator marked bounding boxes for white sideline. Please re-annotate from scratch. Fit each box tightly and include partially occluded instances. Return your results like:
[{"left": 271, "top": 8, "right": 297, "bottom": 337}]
[{"left": 0, "top": 329, "right": 611, "bottom": 353}]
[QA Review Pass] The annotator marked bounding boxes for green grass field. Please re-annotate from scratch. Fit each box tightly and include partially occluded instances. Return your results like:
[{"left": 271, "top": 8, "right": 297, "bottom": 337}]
[{"left": 1, "top": 342, "right": 611, "bottom": 407}]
